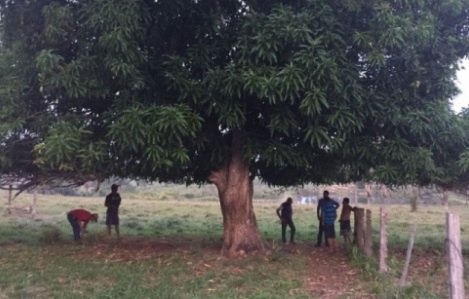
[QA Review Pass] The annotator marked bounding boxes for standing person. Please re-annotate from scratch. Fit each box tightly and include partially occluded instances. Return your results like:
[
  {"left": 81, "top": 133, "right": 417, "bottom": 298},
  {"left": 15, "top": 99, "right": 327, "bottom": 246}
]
[
  {"left": 276, "top": 197, "right": 296, "bottom": 244},
  {"left": 316, "top": 190, "right": 331, "bottom": 247},
  {"left": 105, "top": 184, "right": 121, "bottom": 238},
  {"left": 339, "top": 197, "right": 356, "bottom": 247},
  {"left": 67, "top": 209, "right": 98, "bottom": 242},
  {"left": 319, "top": 191, "right": 340, "bottom": 251}
]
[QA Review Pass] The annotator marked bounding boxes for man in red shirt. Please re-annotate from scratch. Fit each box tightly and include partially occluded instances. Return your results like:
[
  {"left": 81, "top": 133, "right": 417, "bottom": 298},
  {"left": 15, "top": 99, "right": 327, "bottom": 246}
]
[{"left": 67, "top": 209, "right": 98, "bottom": 242}]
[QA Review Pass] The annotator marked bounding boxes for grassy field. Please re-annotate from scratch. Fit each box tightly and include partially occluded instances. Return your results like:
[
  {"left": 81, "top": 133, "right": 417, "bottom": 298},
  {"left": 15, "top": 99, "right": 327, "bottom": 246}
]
[{"left": 0, "top": 187, "right": 468, "bottom": 298}]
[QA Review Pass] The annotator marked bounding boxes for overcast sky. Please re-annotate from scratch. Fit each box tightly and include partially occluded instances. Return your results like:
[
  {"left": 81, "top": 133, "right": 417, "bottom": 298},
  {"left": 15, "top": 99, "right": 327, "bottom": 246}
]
[{"left": 453, "top": 58, "right": 469, "bottom": 113}]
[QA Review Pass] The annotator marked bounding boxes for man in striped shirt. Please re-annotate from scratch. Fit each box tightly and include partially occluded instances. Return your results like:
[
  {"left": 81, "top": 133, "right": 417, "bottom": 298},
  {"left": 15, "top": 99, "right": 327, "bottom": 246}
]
[{"left": 317, "top": 191, "right": 340, "bottom": 252}]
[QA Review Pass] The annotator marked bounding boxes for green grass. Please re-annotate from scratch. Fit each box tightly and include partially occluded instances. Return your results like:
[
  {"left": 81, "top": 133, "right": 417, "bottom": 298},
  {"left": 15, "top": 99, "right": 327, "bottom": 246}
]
[
  {"left": 0, "top": 189, "right": 468, "bottom": 298},
  {"left": 0, "top": 242, "right": 311, "bottom": 299},
  {"left": 0, "top": 193, "right": 314, "bottom": 299}
]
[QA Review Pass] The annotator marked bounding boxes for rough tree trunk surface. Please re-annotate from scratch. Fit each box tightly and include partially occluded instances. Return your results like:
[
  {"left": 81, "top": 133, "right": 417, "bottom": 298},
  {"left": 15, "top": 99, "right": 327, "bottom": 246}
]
[{"left": 209, "top": 132, "right": 264, "bottom": 257}]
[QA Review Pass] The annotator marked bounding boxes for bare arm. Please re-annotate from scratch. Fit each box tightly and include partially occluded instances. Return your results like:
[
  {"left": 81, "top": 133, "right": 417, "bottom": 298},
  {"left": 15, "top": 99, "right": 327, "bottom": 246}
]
[
  {"left": 79, "top": 221, "right": 87, "bottom": 234},
  {"left": 276, "top": 206, "right": 282, "bottom": 219},
  {"left": 333, "top": 200, "right": 340, "bottom": 209}
]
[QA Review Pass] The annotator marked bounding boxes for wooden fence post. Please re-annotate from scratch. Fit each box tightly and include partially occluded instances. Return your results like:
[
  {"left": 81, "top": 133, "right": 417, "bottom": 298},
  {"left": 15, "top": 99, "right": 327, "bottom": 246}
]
[
  {"left": 8, "top": 185, "right": 12, "bottom": 205},
  {"left": 6, "top": 185, "right": 13, "bottom": 214},
  {"left": 365, "top": 185, "right": 372, "bottom": 205},
  {"left": 31, "top": 190, "right": 38, "bottom": 216},
  {"left": 364, "top": 209, "right": 373, "bottom": 257},
  {"left": 446, "top": 212, "right": 464, "bottom": 299},
  {"left": 355, "top": 208, "right": 365, "bottom": 253},
  {"left": 443, "top": 189, "right": 449, "bottom": 208},
  {"left": 354, "top": 184, "right": 358, "bottom": 205},
  {"left": 399, "top": 223, "right": 417, "bottom": 286},
  {"left": 379, "top": 207, "right": 388, "bottom": 273}
]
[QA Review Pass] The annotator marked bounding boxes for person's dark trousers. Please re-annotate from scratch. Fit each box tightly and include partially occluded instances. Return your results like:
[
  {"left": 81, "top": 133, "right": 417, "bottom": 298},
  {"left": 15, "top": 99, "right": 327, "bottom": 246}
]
[
  {"left": 67, "top": 212, "right": 81, "bottom": 241},
  {"left": 316, "top": 222, "right": 329, "bottom": 246},
  {"left": 281, "top": 219, "right": 296, "bottom": 243}
]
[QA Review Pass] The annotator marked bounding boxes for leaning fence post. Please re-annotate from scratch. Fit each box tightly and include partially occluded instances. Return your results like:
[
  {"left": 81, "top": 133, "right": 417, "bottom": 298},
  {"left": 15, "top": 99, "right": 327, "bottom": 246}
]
[
  {"left": 399, "top": 223, "right": 417, "bottom": 286},
  {"left": 446, "top": 212, "right": 464, "bottom": 299},
  {"left": 379, "top": 207, "right": 388, "bottom": 273}
]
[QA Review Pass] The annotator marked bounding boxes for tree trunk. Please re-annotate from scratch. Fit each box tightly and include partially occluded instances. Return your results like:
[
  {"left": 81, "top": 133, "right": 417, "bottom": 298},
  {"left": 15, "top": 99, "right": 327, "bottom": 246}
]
[{"left": 209, "top": 131, "right": 264, "bottom": 257}]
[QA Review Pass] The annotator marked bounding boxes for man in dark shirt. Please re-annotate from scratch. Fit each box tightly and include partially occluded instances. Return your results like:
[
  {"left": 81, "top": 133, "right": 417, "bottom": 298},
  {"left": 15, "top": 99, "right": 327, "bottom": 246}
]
[
  {"left": 276, "top": 197, "right": 296, "bottom": 244},
  {"left": 67, "top": 209, "right": 98, "bottom": 242},
  {"left": 316, "top": 190, "right": 331, "bottom": 247},
  {"left": 105, "top": 184, "right": 122, "bottom": 238}
]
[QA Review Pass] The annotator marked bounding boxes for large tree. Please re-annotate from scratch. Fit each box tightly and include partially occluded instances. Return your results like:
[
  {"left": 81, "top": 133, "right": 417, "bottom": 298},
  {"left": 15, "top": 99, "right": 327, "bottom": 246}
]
[{"left": 1, "top": 0, "right": 469, "bottom": 256}]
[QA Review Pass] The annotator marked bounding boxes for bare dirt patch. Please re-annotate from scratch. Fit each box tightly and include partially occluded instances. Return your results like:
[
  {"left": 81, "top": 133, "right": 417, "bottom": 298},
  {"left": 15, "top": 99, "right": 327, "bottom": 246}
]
[
  {"left": 304, "top": 245, "right": 373, "bottom": 299},
  {"left": 71, "top": 237, "right": 220, "bottom": 263}
]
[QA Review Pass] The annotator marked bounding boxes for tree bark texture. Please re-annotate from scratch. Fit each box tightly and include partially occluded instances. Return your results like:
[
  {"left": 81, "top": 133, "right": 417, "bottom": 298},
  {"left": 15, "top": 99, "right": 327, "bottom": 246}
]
[{"left": 209, "top": 131, "right": 264, "bottom": 257}]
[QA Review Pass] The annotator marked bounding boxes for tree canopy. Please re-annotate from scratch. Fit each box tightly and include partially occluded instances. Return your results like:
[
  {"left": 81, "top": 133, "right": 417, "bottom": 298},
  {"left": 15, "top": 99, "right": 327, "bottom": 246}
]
[{"left": 1, "top": 0, "right": 468, "bottom": 185}]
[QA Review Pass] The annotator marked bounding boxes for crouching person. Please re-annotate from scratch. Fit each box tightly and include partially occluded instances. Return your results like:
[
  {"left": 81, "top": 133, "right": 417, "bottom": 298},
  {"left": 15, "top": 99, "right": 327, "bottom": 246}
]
[{"left": 67, "top": 209, "right": 98, "bottom": 242}]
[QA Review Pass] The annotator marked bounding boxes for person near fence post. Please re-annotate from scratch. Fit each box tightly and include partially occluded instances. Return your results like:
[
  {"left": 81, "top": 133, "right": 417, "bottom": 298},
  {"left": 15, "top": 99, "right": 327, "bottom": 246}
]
[
  {"left": 316, "top": 190, "right": 332, "bottom": 247},
  {"left": 320, "top": 191, "right": 340, "bottom": 252},
  {"left": 339, "top": 197, "right": 356, "bottom": 247}
]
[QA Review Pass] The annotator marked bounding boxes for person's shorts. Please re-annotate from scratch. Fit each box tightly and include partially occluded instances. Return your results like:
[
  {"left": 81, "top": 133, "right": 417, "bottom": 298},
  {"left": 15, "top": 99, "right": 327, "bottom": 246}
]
[
  {"left": 340, "top": 220, "right": 351, "bottom": 236},
  {"left": 324, "top": 224, "right": 336, "bottom": 238},
  {"left": 106, "top": 210, "right": 119, "bottom": 225}
]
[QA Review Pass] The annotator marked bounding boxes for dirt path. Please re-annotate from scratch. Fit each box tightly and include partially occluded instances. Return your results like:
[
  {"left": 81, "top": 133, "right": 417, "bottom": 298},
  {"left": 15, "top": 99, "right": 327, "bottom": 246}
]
[{"left": 304, "top": 246, "right": 373, "bottom": 299}]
